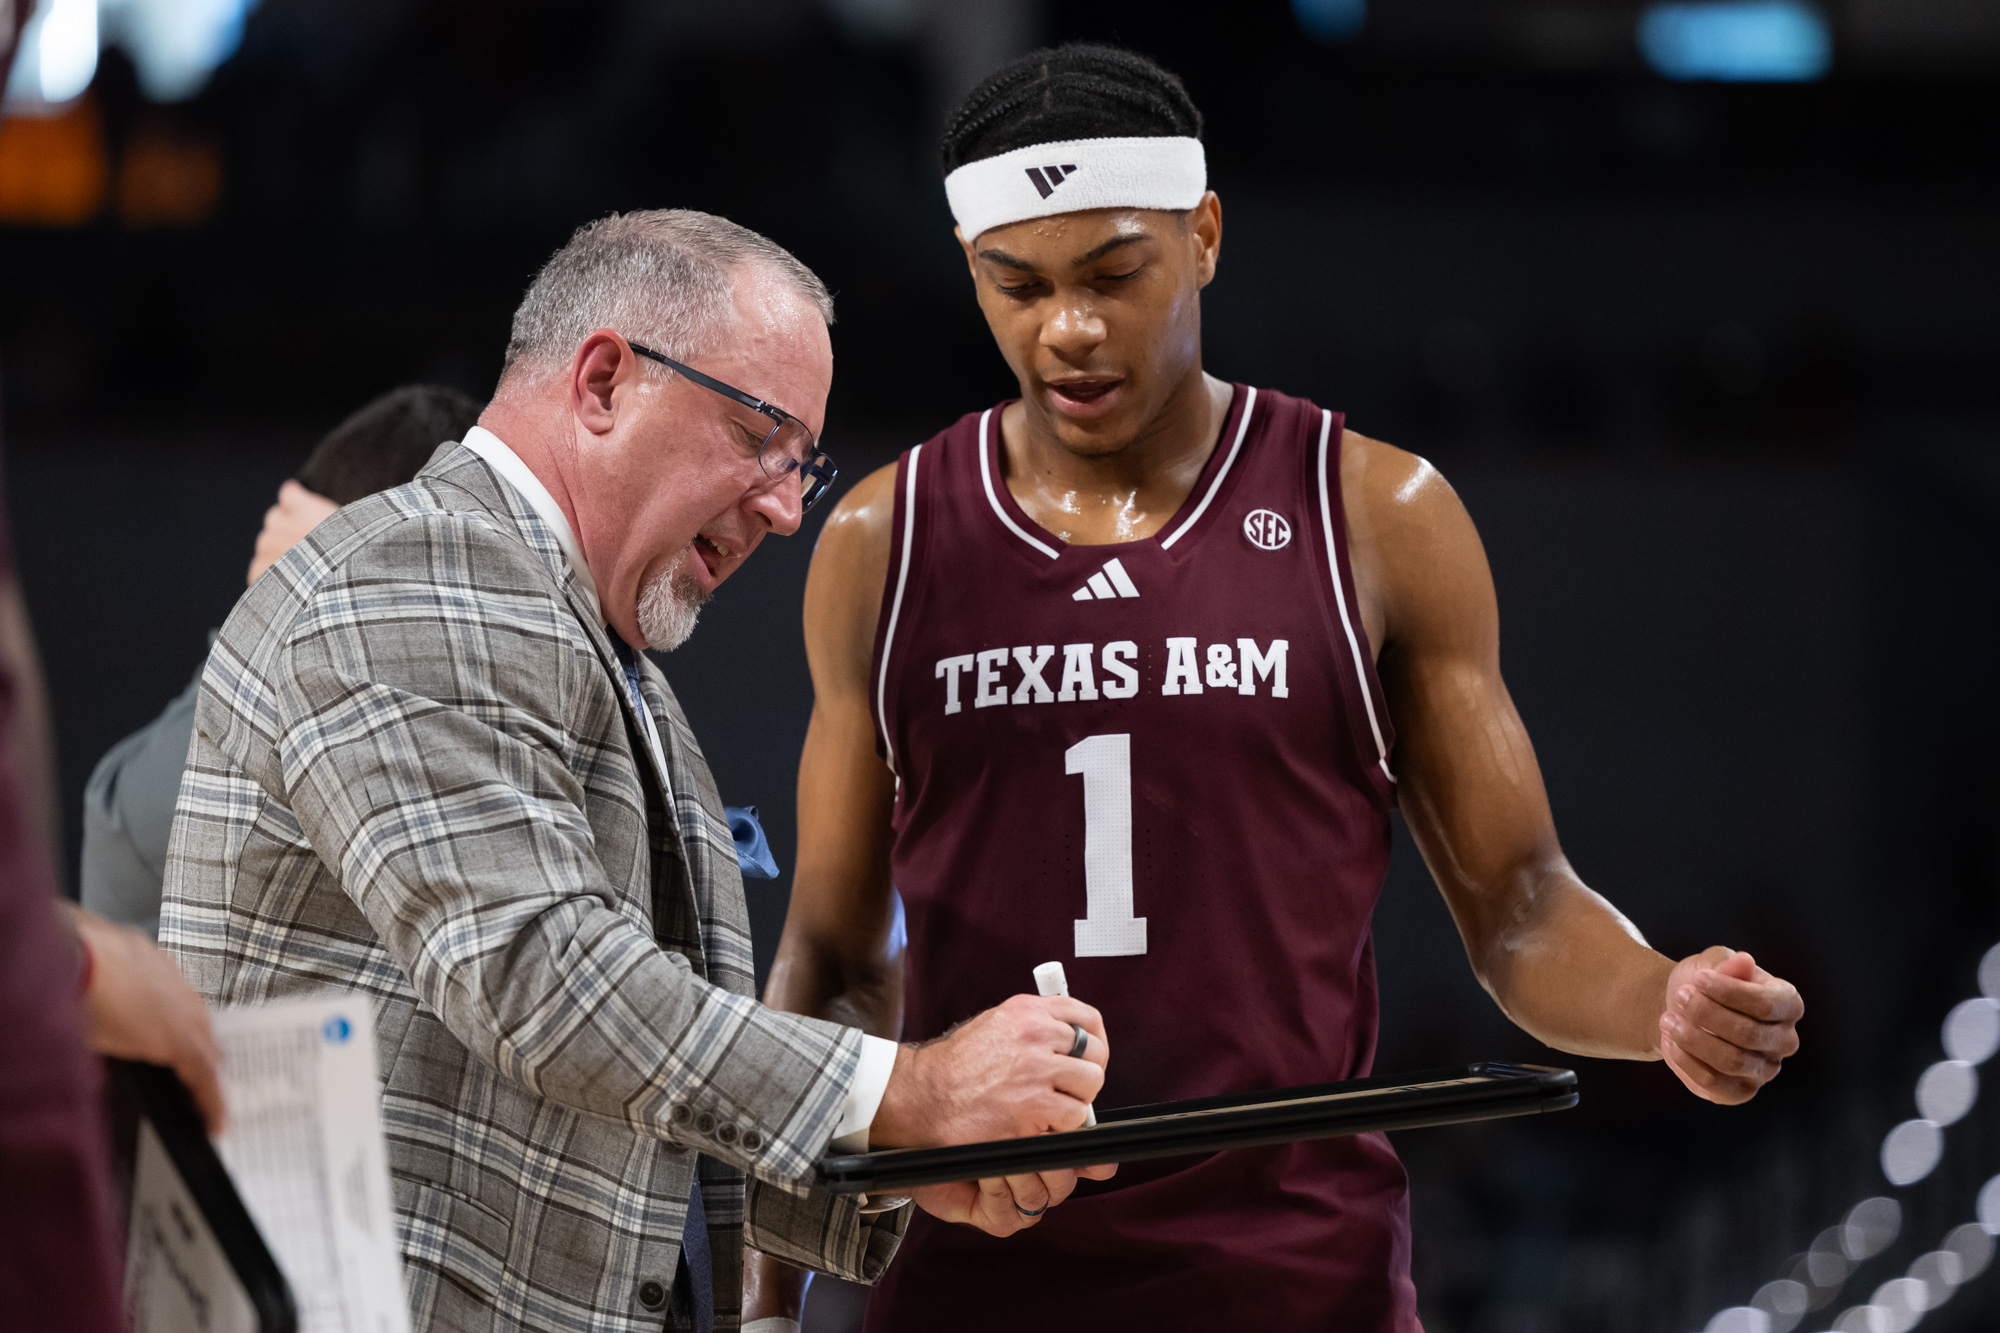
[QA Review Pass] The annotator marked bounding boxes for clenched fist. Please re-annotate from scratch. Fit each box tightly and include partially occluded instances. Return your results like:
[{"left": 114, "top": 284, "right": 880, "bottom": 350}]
[{"left": 1659, "top": 947, "right": 1802, "bottom": 1105}]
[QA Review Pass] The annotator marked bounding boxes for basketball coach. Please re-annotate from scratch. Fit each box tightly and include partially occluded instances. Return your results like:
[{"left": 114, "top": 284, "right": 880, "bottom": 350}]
[{"left": 162, "top": 211, "right": 1112, "bottom": 1333}]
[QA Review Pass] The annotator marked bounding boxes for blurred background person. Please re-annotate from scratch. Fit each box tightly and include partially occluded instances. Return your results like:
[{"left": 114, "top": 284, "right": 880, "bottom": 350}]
[{"left": 80, "top": 383, "right": 481, "bottom": 937}]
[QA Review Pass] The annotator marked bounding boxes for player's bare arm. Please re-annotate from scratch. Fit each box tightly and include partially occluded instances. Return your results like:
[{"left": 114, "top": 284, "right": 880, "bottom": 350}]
[
  {"left": 1340, "top": 431, "right": 1803, "bottom": 1103},
  {"left": 769, "top": 462, "right": 903, "bottom": 1045}
]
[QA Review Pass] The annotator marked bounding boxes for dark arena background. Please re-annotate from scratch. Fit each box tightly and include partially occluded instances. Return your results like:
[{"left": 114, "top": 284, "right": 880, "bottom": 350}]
[{"left": 5, "top": 1, "right": 1999, "bottom": 1330}]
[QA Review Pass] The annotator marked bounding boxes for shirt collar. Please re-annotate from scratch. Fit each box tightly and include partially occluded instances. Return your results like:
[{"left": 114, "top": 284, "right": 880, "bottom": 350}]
[{"left": 460, "top": 425, "right": 602, "bottom": 625}]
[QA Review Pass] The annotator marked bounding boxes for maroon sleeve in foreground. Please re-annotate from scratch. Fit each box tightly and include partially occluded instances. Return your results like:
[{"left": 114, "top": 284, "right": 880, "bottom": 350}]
[{"left": 0, "top": 537, "right": 121, "bottom": 1326}]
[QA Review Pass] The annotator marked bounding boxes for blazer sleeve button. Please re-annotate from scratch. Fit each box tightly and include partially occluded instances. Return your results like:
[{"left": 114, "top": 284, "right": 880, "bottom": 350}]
[
  {"left": 741, "top": 1128, "right": 764, "bottom": 1153},
  {"left": 715, "top": 1121, "right": 739, "bottom": 1145},
  {"left": 668, "top": 1103, "right": 692, "bottom": 1126},
  {"left": 694, "top": 1111, "right": 717, "bottom": 1136}
]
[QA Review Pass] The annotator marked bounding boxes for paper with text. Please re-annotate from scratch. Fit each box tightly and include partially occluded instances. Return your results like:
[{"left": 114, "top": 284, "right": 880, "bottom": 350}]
[{"left": 213, "top": 995, "right": 411, "bottom": 1333}]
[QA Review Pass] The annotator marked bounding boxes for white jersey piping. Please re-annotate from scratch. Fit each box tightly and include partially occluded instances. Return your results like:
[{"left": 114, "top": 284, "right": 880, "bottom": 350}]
[
  {"left": 978, "top": 409, "right": 1061, "bottom": 560},
  {"left": 1316, "top": 409, "right": 1396, "bottom": 784},
  {"left": 876, "top": 442, "right": 923, "bottom": 774},
  {"left": 1160, "top": 386, "right": 1259, "bottom": 550}
]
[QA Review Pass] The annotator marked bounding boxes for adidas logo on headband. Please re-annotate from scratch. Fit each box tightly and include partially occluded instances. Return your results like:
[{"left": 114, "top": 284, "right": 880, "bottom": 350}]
[
  {"left": 1024, "top": 164, "right": 1079, "bottom": 199},
  {"left": 946, "top": 136, "right": 1207, "bottom": 241}
]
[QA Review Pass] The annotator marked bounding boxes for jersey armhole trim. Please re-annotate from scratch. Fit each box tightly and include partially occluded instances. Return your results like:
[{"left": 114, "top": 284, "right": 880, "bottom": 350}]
[
  {"left": 875, "top": 442, "right": 923, "bottom": 774},
  {"left": 1160, "top": 385, "right": 1258, "bottom": 550},
  {"left": 978, "top": 408, "right": 1062, "bottom": 561},
  {"left": 1316, "top": 409, "right": 1396, "bottom": 784}
]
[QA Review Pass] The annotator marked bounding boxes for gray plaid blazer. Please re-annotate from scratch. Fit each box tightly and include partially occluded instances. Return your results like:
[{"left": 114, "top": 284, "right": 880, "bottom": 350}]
[{"left": 161, "top": 443, "right": 906, "bottom": 1332}]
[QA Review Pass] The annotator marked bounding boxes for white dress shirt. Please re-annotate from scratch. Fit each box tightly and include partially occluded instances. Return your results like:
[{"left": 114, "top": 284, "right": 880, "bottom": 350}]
[{"left": 459, "top": 427, "right": 896, "bottom": 1151}]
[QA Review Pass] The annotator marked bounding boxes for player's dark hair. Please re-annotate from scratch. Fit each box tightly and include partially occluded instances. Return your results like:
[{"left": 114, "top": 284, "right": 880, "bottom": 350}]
[
  {"left": 295, "top": 384, "right": 482, "bottom": 506},
  {"left": 941, "top": 43, "right": 1203, "bottom": 175}
]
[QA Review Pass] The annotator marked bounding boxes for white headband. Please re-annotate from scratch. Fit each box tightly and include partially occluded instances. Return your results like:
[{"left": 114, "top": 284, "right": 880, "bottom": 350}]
[{"left": 944, "top": 135, "right": 1207, "bottom": 241}]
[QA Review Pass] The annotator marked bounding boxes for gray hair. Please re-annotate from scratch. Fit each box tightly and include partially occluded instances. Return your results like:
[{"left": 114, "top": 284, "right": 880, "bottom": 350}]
[{"left": 501, "top": 209, "right": 834, "bottom": 380}]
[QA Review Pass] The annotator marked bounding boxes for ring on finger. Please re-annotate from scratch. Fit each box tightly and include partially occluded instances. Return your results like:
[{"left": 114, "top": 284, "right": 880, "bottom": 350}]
[
  {"left": 1066, "top": 1023, "right": 1089, "bottom": 1060},
  {"left": 1013, "top": 1200, "right": 1048, "bottom": 1218}
]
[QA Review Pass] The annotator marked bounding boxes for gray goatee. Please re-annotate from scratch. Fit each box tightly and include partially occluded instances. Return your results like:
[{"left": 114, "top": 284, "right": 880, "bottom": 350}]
[{"left": 635, "top": 553, "right": 711, "bottom": 651}]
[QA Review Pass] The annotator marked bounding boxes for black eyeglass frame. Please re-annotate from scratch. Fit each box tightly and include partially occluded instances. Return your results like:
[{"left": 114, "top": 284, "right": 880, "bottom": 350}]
[{"left": 627, "top": 340, "right": 838, "bottom": 511}]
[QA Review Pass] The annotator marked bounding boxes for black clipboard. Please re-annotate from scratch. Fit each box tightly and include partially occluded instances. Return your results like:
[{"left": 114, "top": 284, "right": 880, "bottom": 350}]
[
  {"left": 113, "top": 1060, "right": 298, "bottom": 1333},
  {"left": 819, "top": 1062, "right": 1577, "bottom": 1194}
]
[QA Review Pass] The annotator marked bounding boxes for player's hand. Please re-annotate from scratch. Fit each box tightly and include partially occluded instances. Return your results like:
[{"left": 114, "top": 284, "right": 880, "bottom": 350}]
[
  {"left": 910, "top": 1162, "right": 1119, "bottom": 1237},
  {"left": 1658, "top": 947, "right": 1801, "bottom": 1105},
  {"left": 69, "top": 905, "right": 227, "bottom": 1132},
  {"left": 247, "top": 479, "right": 338, "bottom": 587},
  {"left": 874, "top": 992, "right": 1109, "bottom": 1146}
]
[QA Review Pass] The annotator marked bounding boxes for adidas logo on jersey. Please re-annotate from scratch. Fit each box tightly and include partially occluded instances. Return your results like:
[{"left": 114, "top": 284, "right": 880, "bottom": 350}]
[
  {"left": 1071, "top": 557, "right": 1141, "bottom": 602},
  {"left": 1024, "top": 164, "right": 1079, "bottom": 199}
]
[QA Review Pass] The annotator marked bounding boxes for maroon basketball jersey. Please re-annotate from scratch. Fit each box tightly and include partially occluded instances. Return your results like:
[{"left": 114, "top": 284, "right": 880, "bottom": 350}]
[{"left": 865, "top": 384, "right": 1419, "bottom": 1331}]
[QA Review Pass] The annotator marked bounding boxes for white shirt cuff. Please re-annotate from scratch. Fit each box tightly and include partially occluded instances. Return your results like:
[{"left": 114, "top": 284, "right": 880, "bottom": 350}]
[{"left": 828, "top": 1034, "right": 898, "bottom": 1154}]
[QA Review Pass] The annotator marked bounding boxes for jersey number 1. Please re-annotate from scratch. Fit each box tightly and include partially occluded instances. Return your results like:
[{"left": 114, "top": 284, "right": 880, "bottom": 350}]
[{"left": 1066, "top": 734, "right": 1148, "bottom": 956}]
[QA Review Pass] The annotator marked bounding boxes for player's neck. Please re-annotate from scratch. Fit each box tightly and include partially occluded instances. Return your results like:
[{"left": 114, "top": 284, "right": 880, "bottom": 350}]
[{"left": 998, "top": 368, "right": 1233, "bottom": 546}]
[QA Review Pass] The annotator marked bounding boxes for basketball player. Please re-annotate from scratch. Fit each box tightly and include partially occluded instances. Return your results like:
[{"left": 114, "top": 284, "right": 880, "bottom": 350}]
[{"left": 744, "top": 45, "right": 1804, "bottom": 1331}]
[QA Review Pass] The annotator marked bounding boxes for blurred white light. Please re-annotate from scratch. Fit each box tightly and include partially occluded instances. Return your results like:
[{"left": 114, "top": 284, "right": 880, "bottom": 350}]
[
  {"left": 1979, "top": 943, "right": 2000, "bottom": 1001},
  {"left": 1638, "top": 1, "right": 1831, "bottom": 82},
  {"left": 1845, "top": 1198, "right": 1904, "bottom": 1261},
  {"left": 30, "top": 0, "right": 100, "bottom": 103},
  {"left": 101, "top": 0, "right": 263, "bottom": 102},
  {"left": 1292, "top": 0, "right": 1366, "bottom": 43},
  {"left": 1808, "top": 1229, "right": 1852, "bottom": 1286},
  {"left": 1882, "top": 1120, "right": 1944, "bottom": 1187},
  {"left": 1868, "top": 1278, "right": 1927, "bottom": 1333},
  {"left": 1943, "top": 1222, "right": 1993, "bottom": 1278},
  {"left": 1830, "top": 1305, "right": 1887, "bottom": 1333},
  {"left": 1977, "top": 1176, "right": 2000, "bottom": 1236},
  {"left": 1942, "top": 999, "right": 2000, "bottom": 1063},
  {"left": 1751, "top": 1278, "right": 1809, "bottom": 1333},
  {"left": 1914, "top": 1060, "right": 1978, "bottom": 1126},
  {"left": 1706, "top": 1306, "right": 1770, "bottom": 1333},
  {"left": 4, "top": 0, "right": 262, "bottom": 109},
  {"left": 1906, "top": 1251, "right": 1961, "bottom": 1309}
]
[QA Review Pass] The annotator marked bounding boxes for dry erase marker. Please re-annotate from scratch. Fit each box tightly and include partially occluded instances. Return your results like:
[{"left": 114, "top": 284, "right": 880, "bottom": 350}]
[{"left": 1034, "top": 961, "right": 1097, "bottom": 1128}]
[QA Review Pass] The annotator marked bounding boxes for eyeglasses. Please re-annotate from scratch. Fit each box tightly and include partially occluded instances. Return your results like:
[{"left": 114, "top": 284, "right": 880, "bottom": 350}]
[{"left": 627, "top": 340, "right": 838, "bottom": 512}]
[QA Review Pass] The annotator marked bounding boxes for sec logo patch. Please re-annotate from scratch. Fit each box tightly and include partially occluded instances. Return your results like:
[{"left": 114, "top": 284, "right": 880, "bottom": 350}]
[{"left": 1243, "top": 509, "right": 1292, "bottom": 551}]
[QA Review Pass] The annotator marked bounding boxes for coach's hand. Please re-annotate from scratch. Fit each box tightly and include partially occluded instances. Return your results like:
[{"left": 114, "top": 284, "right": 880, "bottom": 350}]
[
  {"left": 870, "top": 993, "right": 1116, "bottom": 1235},
  {"left": 1658, "top": 947, "right": 1802, "bottom": 1105},
  {"left": 876, "top": 993, "right": 1109, "bottom": 1143}
]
